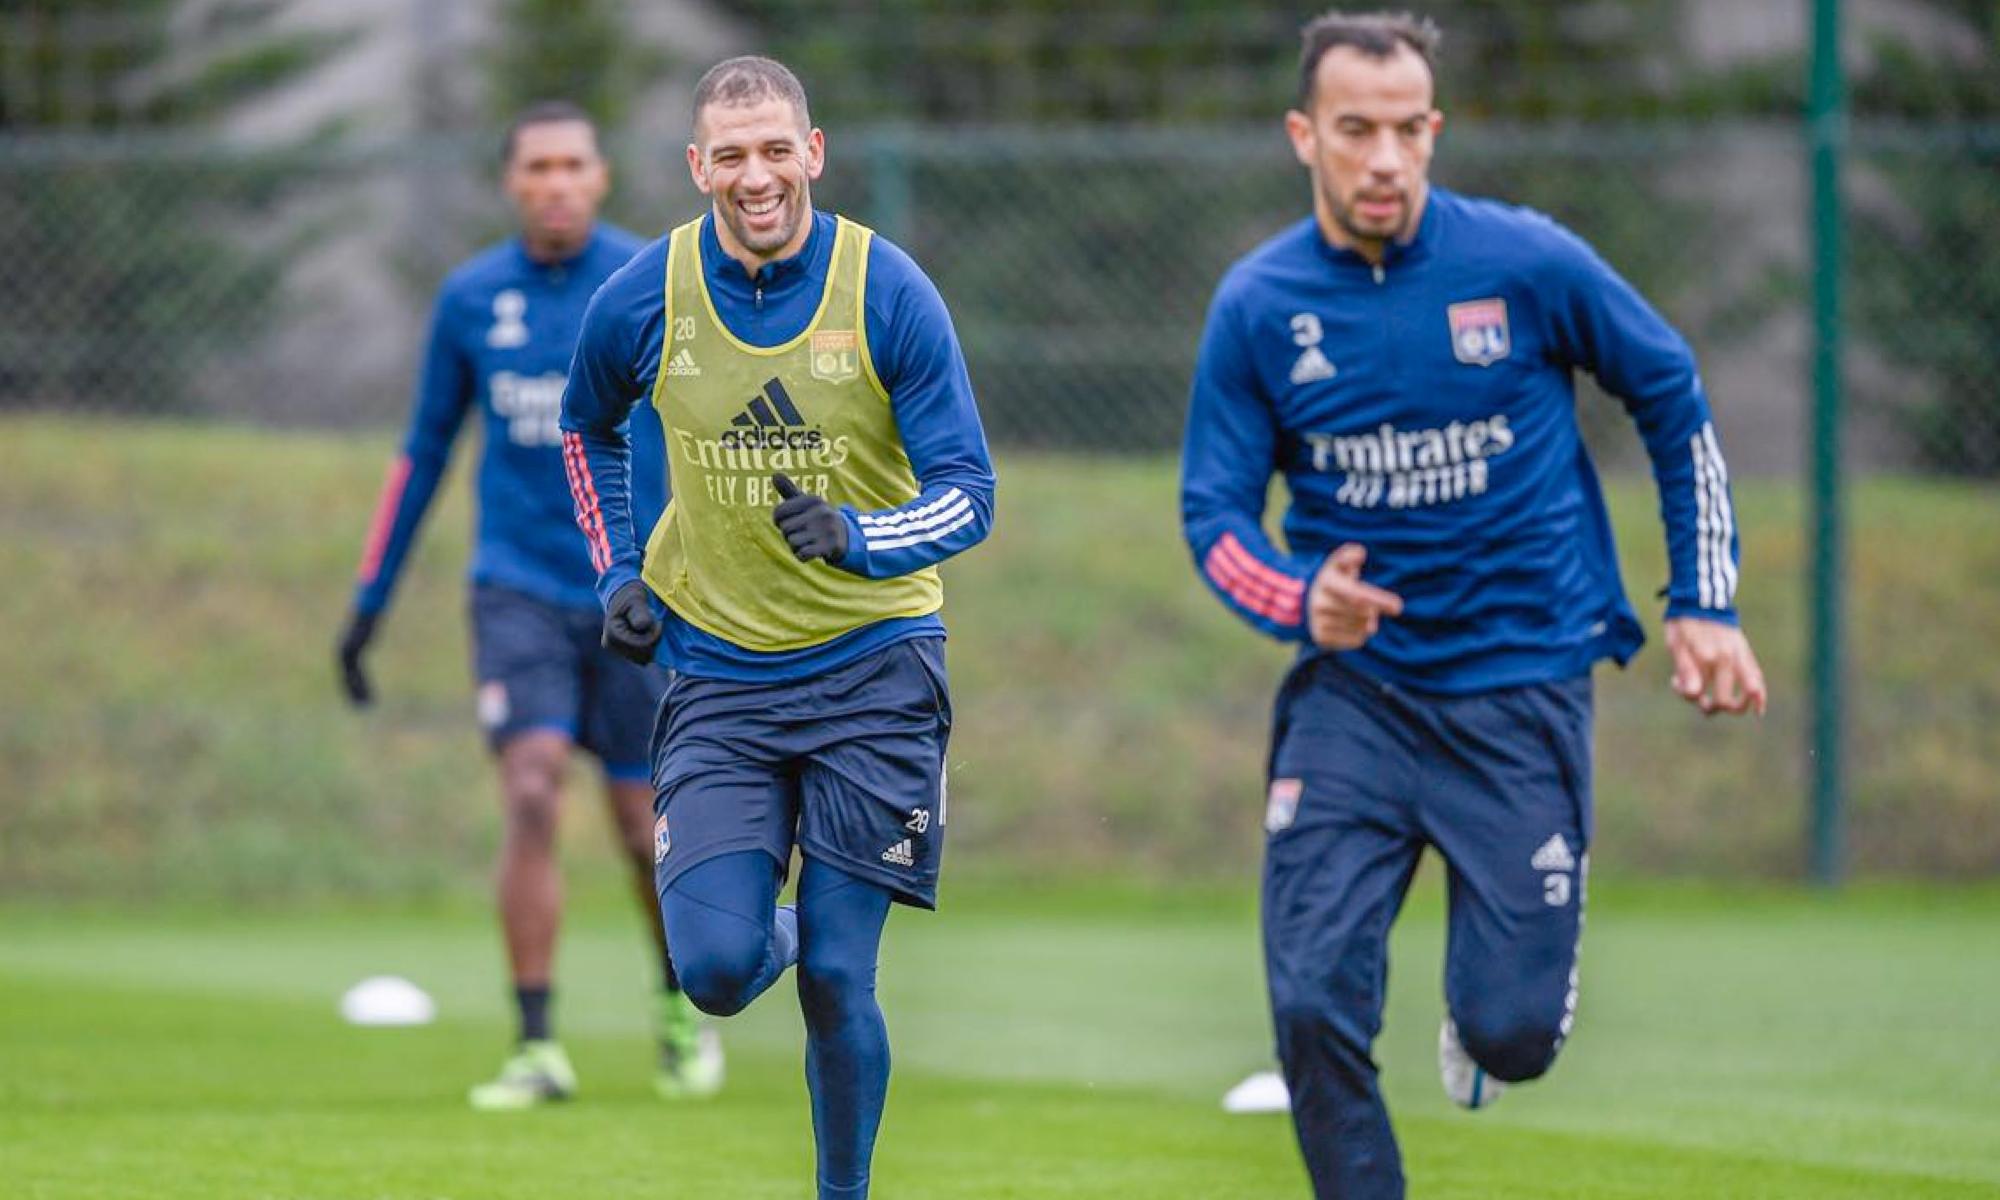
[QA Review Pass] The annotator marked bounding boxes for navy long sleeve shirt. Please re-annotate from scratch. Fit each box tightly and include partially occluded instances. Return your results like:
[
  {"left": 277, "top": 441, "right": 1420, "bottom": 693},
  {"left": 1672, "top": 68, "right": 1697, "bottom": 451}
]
[
  {"left": 1181, "top": 187, "right": 1740, "bottom": 693},
  {"left": 352, "top": 226, "right": 662, "bottom": 616}
]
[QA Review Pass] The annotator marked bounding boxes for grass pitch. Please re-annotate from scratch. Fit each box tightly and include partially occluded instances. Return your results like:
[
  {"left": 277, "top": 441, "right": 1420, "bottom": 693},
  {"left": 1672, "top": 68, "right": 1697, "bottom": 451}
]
[{"left": 4, "top": 879, "right": 1997, "bottom": 1198}]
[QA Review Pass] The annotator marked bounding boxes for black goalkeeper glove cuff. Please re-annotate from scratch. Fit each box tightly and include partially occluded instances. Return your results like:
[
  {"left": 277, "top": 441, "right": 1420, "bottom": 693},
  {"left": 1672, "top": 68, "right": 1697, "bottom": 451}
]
[
  {"left": 771, "top": 473, "right": 849, "bottom": 564},
  {"left": 602, "top": 580, "right": 663, "bottom": 666},
  {"left": 336, "top": 610, "right": 379, "bottom": 708}
]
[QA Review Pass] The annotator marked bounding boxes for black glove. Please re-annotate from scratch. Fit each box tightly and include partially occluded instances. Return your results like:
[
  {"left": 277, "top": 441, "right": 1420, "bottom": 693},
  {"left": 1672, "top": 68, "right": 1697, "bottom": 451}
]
[
  {"left": 602, "top": 580, "right": 662, "bottom": 665},
  {"left": 336, "top": 610, "right": 378, "bottom": 708},
  {"left": 771, "top": 474, "right": 849, "bottom": 564}
]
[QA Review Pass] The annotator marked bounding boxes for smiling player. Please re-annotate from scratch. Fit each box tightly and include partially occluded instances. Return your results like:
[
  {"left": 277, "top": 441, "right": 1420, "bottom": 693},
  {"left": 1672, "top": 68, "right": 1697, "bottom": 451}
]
[{"left": 559, "top": 57, "right": 995, "bottom": 1200}]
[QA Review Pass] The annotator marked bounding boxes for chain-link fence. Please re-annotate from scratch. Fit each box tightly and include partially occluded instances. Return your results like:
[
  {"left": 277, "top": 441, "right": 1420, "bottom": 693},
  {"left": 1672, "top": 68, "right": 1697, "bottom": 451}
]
[
  {"left": 3, "top": 121, "right": 1998, "bottom": 475},
  {"left": 3, "top": 120, "right": 1998, "bottom": 890}
]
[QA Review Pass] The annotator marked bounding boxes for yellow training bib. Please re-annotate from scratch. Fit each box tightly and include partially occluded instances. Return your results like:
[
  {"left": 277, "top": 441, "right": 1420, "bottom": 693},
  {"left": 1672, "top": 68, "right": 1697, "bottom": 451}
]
[{"left": 639, "top": 216, "right": 943, "bottom": 651}]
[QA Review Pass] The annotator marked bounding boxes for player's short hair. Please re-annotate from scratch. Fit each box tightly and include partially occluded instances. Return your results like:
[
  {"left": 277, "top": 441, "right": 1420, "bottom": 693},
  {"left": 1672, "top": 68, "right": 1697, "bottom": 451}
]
[
  {"left": 501, "top": 100, "right": 601, "bottom": 164},
  {"left": 691, "top": 55, "right": 812, "bottom": 137},
  {"left": 1296, "top": 10, "right": 1443, "bottom": 110}
]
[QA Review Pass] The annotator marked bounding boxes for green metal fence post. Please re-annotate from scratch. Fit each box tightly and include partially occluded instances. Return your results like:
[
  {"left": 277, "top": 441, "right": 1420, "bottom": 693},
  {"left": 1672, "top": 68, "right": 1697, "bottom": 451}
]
[
  {"left": 1807, "top": 0, "right": 1847, "bottom": 886},
  {"left": 867, "top": 127, "right": 912, "bottom": 247}
]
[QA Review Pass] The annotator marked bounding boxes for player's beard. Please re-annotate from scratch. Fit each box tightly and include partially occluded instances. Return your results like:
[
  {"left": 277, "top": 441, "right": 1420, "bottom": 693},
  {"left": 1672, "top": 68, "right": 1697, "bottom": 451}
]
[
  {"left": 719, "top": 182, "right": 807, "bottom": 258},
  {"left": 1327, "top": 184, "right": 1413, "bottom": 248}
]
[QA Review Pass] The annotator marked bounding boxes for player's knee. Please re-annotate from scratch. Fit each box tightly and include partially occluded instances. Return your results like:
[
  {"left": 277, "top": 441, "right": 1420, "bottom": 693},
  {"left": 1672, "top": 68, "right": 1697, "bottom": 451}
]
[
  {"left": 676, "top": 957, "right": 758, "bottom": 1017},
  {"left": 1454, "top": 1005, "right": 1565, "bottom": 1083},
  {"left": 501, "top": 786, "right": 561, "bottom": 849},
  {"left": 498, "top": 758, "right": 565, "bottom": 848},
  {"left": 1270, "top": 994, "right": 1350, "bottom": 1057},
  {"left": 797, "top": 949, "right": 875, "bottom": 1027},
  {"left": 672, "top": 933, "right": 767, "bottom": 1017}
]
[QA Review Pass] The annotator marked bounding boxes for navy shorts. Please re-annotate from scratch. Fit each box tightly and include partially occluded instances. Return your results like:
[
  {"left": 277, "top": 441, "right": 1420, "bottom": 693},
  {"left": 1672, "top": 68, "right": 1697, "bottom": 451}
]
[
  {"left": 649, "top": 636, "right": 952, "bottom": 909},
  {"left": 469, "top": 583, "right": 667, "bottom": 779},
  {"left": 1264, "top": 655, "right": 1592, "bottom": 1070}
]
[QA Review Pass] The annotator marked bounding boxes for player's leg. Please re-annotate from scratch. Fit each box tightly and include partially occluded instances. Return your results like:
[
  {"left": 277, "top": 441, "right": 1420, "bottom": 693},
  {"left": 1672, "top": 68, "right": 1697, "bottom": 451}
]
[
  {"left": 792, "top": 637, "right": 952, "bottom": 1200},
  {"left": 649, "top": 669, "right": 805, "bottom": 1018},
  {"left": 579, "top": 640, "right": 723, "bottom": 1097},
  {"left": 1421, "top": 675, "right": 1593, "bottom": 1098},
  {"left": 660, "top": 848, "right": 800, "bottom": 1015},
  {"left": 605, "top": 774, "right": 679, "bottom": 984},
  {"left": 467, "top": 585, "right": 588, "bottom": 1110},
  {"left": 1263, "top": 658, "right": 1425, "bottom": 1200},
  {"left": 607, "top": 774, "right": 727, "bottom": 1096},
  {"left": 495, "top": 729, "right": 575, "bottom": 1026},
  {"left": 795, "top": 857, "right": 894, "bottom": 1200}
]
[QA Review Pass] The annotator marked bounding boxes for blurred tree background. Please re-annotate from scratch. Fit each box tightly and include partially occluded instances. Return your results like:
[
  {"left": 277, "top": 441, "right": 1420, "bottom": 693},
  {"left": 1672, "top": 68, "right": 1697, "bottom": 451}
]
[
  {"left": 715, "top": 0, "right": 2000, "bottom": 470},
  {"left": 0, "top": 0, "right": 346, "bottom": 414}
]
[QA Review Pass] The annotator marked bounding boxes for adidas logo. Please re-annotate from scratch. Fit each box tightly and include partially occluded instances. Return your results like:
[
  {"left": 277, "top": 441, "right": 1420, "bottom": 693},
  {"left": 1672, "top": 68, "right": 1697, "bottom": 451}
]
[
  {"left": 680, "top": 378, "right": 852, "bottom": 471},
  {"left": 665, "top": 348, "right": 701, "bottom": 378},
  {"left": 733, "top": 377, "right": 804, "bottom": 428},
  {"left": 880, "top": 839, "right": 914, "bottom": 867},
  {"left": 1530, "top": 834, "right": 1575, "bottom": 873},
  {"left": 1290, "top": 345, "right": 1337, "bottom": 386},
  {"left": 719, "top": 378, "right": 826, "bottom": 452}
]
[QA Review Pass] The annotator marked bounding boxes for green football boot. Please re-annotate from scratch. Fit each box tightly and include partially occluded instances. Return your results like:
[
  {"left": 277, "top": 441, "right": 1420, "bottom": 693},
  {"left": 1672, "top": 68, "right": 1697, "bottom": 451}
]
[
  {"left": 468, "top": 1039, "right": 578, "bottom": 1111},
  {"left": 653, "top": 989, "right": 725, "bottom": 1100}
]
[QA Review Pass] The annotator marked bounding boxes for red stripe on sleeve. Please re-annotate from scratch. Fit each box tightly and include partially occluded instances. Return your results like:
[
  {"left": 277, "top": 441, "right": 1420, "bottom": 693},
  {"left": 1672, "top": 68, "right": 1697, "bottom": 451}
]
[
  {"left": 355, "top": 455, "right": 413, "bottom": 584},
  {"left": 1204, "top": 533, "right": 1303, "bottom": 625},
  {"left": 561, "top": 432, "right": 613, "bottom": 574},
  {"left": 1207, "top": 550, "right": 1298, "bottom": 624},
  {"left": 1217, "top": 532, "right": 1306, "bottom": 601}
]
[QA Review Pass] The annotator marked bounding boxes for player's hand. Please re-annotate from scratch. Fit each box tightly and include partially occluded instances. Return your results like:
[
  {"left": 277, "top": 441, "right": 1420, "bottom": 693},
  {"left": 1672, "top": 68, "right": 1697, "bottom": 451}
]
[
  {"left": 602, "top": 580, "right": 662, "bottom": 666},
  {"left": 1665, "top": 617, "right": 1768, "bottom": 717},
  {"left": 771, "top": 474, "right": 848, "bottom": 564},
  {"left": 336, "top": 610, "right": 378, "bottom": 708},
  {"left": 1307, "top": 543, "right": 1405, "bottom": 650}
]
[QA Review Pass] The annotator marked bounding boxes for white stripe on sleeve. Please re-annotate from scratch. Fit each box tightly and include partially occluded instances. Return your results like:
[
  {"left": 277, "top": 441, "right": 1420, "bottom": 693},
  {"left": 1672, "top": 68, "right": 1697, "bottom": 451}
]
[
  {"left": 1702, "top": 423, "right": 1739, "bottom": 603},
  {"left": 866, "top": 507, "right": 979, "bottom": 552},
  {"left": 1692, "top": 431, "right": 1715, "bottom": 609},
  {"left": 856, "top": 488, "right": 966, "bottom": 530},
  {"left": 1690, "top": 423, "right": 1737, "bottom": 610},
  {"left": 863, "top": 495, "right": 974, "bottom": 548}
]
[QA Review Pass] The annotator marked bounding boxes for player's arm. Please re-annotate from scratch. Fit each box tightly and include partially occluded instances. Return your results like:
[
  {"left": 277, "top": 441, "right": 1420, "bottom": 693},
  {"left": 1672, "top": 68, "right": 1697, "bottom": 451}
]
[
  {"left": 338, "top": 290, "right": 475, "bottom": 706},
  {"left": 785, "top": 240, "right": 995, "bottom": 578},
  {"left": 558, "top": 273, "right": 660, "bottom": 663},
  {"left": 1545, "top": 228, "right": 1766, "bottom": 715},
  {"left": 1179, "top": 286, "right": 1327, "bottom": 644}
]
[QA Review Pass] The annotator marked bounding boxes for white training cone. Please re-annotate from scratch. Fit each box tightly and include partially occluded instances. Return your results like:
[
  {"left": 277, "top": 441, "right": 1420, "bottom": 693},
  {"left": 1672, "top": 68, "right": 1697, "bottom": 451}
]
[
  {"left": 1221, "top": 1069, "right": 1291, "bottom": 1114},
  {"left": 339, "top": 975, "right": 436, "bottom": 1027}
]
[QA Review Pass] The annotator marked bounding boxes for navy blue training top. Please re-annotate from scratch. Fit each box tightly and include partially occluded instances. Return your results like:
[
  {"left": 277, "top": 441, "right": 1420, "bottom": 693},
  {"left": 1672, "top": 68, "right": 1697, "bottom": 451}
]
[
  {"left": 353, "top": 225, "right": 664, "bottom": 616},
  {"left": 1181, "top": 187, "right": 1741, "bottom": 694}
]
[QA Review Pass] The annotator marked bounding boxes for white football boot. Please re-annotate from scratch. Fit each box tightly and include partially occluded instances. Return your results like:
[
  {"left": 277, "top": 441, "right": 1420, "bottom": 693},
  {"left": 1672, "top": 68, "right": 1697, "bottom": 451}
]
[{"left": 1439, "top": 1017, "right": 1506, "bottom": 1110}]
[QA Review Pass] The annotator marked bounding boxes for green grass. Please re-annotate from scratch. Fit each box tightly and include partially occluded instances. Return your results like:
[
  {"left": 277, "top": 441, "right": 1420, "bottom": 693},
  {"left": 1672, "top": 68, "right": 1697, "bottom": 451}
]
[
  {"left": 4, "top": 880, "right": 1998, "bottom": 1197},
  {"left": 1, "top": 414, "right": 1997, "bottom": 900}
]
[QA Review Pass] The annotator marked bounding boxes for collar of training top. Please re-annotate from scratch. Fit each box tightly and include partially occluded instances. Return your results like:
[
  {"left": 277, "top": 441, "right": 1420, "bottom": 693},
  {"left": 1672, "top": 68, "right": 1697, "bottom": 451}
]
[
  {"left": 698, "top": 207, "right": 829, "bottom": 295},
  {"left": 1313, "top": 185, "right": 1445, "bottom": 272},
  {"left": 509, "top": 225, "right": 605, "bottom": 274}
]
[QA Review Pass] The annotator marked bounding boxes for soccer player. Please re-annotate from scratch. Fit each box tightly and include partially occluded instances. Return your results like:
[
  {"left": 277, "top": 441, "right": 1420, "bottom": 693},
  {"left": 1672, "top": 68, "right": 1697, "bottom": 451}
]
[
  {"left": 559, "top": 57, "right": 994, "bottom": 1200},
  {"left": 336, "top": 101, "right": 723, "bottom": 1110},
  {"left": 1180, "top": 11, "right": 1768, "bottom": 1197}
]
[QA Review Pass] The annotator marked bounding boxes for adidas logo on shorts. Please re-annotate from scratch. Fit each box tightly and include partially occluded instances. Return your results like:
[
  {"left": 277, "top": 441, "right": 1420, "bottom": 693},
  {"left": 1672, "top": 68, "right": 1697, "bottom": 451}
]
[
  {"left": 880, "top": 839, "right": 915, "bottom": 867},
  {"left": 1530, "top": 834, "right": 1576, "bottom": 872}
]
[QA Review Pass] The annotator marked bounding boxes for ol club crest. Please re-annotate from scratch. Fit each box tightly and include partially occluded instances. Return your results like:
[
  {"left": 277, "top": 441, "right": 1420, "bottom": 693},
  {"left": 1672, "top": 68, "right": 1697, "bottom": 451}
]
[
  {"left": 1447, "top": 298, "right": 1510, "bottom": 367},
  {"left": 810, "top": 330, "right": 860, "bottom": 383}
]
